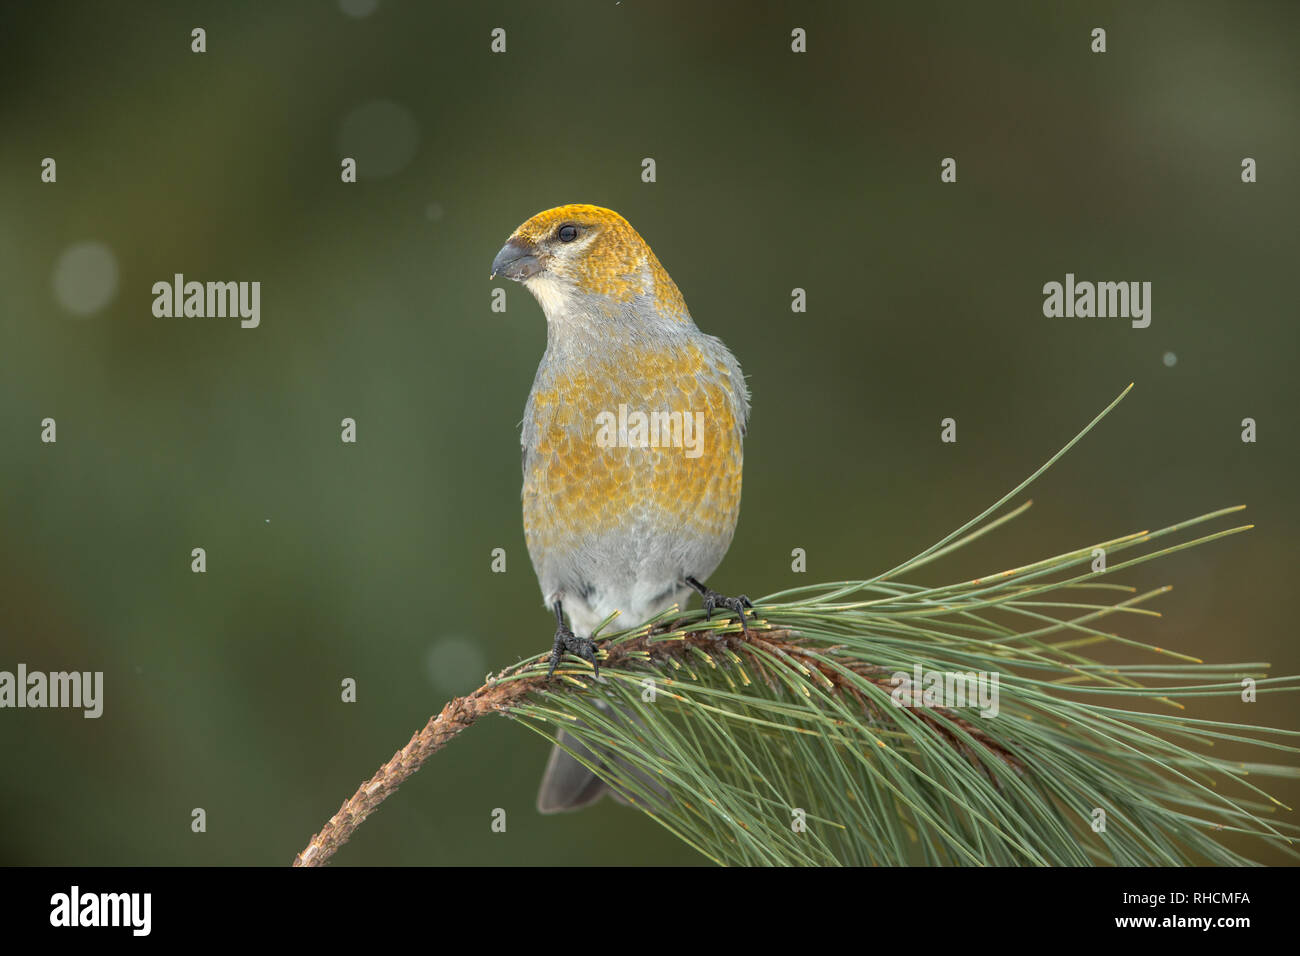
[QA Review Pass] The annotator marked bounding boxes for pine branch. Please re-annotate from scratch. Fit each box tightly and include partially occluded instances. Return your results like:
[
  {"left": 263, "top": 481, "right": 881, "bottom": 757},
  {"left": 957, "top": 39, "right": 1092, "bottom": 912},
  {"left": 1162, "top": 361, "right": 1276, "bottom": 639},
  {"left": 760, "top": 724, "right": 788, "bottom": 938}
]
[
  {"left": 294, "top": 590, "right": 1299, "bottom": 866},
  {"left": 291, "top": 623, "right": 758, "bottom": 867},
  {"left": 292, "top": 386, "right": 1300, "bottom": 866},
  {"left": 291, "top": 621, "right": 891, "bottom": 866}
]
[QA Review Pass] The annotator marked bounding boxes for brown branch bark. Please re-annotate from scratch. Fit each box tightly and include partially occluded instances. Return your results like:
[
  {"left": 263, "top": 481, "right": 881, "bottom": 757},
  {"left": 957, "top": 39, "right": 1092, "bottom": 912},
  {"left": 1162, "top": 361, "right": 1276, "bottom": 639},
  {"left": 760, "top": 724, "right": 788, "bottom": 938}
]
[
  {"left": 292, "top": 673, "right": 532, "bottom": 867},
  {"left": 292, "top": 623, "right": 726, "bottom": 867}
]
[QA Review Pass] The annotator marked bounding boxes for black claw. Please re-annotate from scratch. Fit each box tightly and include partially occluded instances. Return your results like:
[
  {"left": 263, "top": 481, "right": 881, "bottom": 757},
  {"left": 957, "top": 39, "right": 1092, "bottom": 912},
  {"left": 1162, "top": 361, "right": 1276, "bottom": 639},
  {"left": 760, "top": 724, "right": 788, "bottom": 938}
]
[
  {"left": 686, "top": 577, "right": 756, "bottom": 636},
  {"left": 547, "top": 601, "right": 599, "bottom": 678}
]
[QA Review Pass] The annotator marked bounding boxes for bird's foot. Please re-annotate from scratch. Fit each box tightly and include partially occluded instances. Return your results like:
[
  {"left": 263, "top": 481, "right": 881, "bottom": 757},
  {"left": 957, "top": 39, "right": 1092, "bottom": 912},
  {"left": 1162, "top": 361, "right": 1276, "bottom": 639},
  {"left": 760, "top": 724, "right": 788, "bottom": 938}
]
[
  {"left": 547, "top": 604, "right": 600, "bottom": 678},
  {"left": 685, "top": 577, "right": 756, "bottom": 636}
]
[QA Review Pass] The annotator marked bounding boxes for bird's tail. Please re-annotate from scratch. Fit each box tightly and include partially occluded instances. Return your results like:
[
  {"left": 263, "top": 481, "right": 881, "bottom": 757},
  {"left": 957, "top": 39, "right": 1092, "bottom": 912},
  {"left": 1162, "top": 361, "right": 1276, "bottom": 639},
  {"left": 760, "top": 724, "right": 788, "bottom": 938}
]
[{"left": 535, "top": 697, "right": 668, "bottom": 813}]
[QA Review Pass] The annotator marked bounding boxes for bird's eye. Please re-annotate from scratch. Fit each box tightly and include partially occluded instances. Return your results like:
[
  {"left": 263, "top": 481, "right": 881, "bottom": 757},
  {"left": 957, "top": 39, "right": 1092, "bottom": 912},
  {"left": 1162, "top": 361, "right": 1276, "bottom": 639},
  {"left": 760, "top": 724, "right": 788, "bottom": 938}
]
[{"left": 557, "top": 224, "right": 579, "bottom": 243}]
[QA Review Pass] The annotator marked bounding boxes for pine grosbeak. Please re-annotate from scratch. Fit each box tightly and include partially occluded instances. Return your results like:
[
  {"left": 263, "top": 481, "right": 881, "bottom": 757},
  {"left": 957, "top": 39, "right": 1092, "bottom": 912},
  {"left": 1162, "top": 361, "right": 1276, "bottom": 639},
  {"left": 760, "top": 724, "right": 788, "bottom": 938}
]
[{"left": 492, "top": 204, "right": 752, "bottom": 811}]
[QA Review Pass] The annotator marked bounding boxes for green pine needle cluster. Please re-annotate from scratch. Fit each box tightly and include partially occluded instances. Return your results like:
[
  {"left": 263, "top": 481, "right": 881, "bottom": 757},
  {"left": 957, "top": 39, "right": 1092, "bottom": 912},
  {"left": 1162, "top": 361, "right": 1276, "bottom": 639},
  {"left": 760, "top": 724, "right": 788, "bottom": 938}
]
[{"left": 506, "top": 386, "right": 1300, "bottom": 865}]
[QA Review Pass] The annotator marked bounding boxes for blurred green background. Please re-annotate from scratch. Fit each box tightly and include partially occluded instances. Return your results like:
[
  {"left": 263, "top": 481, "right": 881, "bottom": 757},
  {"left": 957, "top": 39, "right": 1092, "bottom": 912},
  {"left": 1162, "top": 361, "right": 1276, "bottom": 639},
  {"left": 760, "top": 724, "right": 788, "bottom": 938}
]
[{"left": 1, "top": 0, "right": 1296, "bottom": 865}]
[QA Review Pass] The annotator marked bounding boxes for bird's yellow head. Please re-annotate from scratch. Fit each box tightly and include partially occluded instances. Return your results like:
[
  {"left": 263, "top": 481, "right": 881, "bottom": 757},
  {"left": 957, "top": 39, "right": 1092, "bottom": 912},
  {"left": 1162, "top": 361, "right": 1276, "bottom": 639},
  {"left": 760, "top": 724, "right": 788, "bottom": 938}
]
[{"left": 491, "top": 204, "right": 688, "bottom": 323}]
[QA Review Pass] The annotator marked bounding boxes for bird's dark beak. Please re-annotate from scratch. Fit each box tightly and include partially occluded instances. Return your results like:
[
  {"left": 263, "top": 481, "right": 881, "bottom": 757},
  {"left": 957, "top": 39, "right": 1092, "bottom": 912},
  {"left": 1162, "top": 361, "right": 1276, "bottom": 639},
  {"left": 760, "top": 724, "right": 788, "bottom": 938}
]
[{"left": 490, "top": 237, "right": 544, "bottom": 281}]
